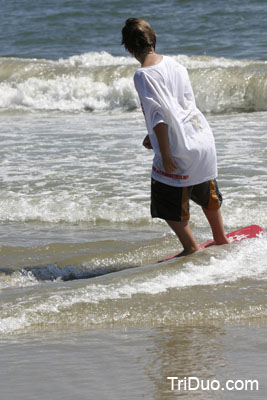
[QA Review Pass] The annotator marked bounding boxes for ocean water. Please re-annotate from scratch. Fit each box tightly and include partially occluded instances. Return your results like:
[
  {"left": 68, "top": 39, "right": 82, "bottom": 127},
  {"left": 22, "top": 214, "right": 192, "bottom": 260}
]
[
  {"left": 0, "top": 1, "right": 267, "bottom": 399},
  {"left": 1, "top": 0, "right": 267, "bottom": 60}
]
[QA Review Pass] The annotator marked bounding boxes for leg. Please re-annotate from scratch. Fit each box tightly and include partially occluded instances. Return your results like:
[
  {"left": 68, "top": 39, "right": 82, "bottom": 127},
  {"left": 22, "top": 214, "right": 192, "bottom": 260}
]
[
  {"left": 191, "top": 179, "right": 229, "bottom": 246},
  {"left": 202, "top": 207, "right": 229, "bottom": 245},
  {"left": 150, "top": 179, "right": 198, "bottom": 256},
  {"left": 166, "top": 219, "right": 199, "bottom": 257}
]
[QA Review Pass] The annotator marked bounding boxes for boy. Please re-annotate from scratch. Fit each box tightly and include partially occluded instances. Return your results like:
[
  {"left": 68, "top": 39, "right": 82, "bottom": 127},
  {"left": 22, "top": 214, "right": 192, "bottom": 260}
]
[{"left": 121, "top": 18, "right": 229, "bottom": 256}]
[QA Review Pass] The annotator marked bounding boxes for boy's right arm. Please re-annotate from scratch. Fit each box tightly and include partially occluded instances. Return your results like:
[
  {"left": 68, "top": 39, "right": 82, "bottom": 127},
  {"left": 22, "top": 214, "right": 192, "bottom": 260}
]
[{"left": 143, "top": 134, "right": 153, "bottom": 149}]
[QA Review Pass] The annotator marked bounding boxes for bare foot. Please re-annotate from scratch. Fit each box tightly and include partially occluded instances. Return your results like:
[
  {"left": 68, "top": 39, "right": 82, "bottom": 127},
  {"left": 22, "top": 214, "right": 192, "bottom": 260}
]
[
  {"left": 204, "top": 238, "right": 230, "bottom": 248},
  {"left": 174, "top": 247, "right": 199, "bottom": 258},
  {"left": 215, "top": 237, "right": 230, "bottom": 245}
]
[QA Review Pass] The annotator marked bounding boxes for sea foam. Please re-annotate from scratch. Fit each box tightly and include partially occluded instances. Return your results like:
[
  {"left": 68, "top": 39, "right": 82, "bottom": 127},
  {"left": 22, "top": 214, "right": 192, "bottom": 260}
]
[{"left": 0, "top": 52, "right": 267, "bottom": 113}]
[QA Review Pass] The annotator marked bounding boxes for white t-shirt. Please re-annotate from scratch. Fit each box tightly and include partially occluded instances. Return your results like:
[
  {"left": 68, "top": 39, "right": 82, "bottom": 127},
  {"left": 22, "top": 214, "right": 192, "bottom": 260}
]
[{"left": 134, "top": 56, "right": 218, "bottom": 187}]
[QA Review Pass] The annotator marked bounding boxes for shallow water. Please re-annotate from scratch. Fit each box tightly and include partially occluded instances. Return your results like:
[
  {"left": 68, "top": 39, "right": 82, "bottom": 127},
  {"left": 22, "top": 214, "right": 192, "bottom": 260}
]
[
  {"left": 1, "top": 324, "right": 266, "bottom": 400},
  {"left": 0, "top": 110, "right": 266, "bottom": 336},
  {"left": 1, "top": 106, "right": 266, "bottom": 400},
  {"left": 1, "top": 1, "right": 267, "bottom": 398}
]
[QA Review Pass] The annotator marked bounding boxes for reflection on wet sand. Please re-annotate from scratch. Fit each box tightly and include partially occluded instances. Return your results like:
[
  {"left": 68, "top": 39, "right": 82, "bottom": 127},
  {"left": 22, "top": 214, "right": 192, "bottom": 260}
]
[{"left": 144, "top": 324, "right": 225, "bottom": 399}]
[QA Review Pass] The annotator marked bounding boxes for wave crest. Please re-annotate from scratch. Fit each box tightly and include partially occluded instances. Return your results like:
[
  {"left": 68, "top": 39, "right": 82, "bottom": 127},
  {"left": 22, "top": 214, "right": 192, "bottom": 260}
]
[{"left": 1, "top": 52, "right": 267, "bottom": 113}]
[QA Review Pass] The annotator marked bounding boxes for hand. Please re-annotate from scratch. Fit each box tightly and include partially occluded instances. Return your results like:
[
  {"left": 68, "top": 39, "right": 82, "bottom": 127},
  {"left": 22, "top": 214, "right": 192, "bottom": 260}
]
[
  {"left": 162, "top": 154, "right": 178, "bottom": 173},
  {"left": 142, "top": 135, "right": 153, "bottom": 149}
]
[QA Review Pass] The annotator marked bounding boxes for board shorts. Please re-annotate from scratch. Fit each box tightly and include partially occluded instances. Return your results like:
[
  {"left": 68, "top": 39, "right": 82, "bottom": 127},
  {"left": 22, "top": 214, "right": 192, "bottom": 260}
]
[{"left": 151, "top": 178, "right": 223, "bottom": 221}]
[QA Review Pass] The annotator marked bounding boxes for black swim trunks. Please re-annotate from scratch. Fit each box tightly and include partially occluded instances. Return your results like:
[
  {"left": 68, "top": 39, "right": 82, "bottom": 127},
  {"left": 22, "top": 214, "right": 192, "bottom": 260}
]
[{"left": 151, "top": 178, "right": 223, "bottom": 221}]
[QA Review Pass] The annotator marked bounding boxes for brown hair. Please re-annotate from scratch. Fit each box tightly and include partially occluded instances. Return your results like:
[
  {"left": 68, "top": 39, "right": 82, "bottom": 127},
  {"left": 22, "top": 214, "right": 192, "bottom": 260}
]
[{"left": 121, "top": 18, "right": 157, "bottom": 55}]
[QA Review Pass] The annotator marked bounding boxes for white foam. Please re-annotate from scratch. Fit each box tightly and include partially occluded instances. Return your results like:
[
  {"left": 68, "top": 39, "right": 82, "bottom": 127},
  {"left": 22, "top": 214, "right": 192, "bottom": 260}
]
[
  {"left": 20, "top": 236, "right": 263, "bottom": 309},
  {"left": 73, "top": 237, "right": 267, "bottom": 301},
  {"left": 1, "top": 235, "right": 265, "bottom": 334},
  {"left": 0, "top": 190, "right": 150, "bottom": 223},
  {"left": 0, "top": 75, "right": 139, "bottom": 112},
  {"left": 0, "top": 315, "right": 32, "bottom": 334},
  {"left": 173, "top": 54, "right": 266, "bottom": 69},
  {"left": 0, "top": 271, "right": 38, "bottom": 290},
  {"left": 59, "top": 51, "right": 137, "bottom": 67},
  {"left": 1, "top": 52, "right": 267, "bottom": 113}
]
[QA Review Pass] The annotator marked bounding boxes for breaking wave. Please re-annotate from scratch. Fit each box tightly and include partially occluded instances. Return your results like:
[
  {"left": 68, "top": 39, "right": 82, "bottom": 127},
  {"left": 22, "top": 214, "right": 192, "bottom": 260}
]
[
  {"left": 1, "top": 52, "right": 267, "bottom": 114},
  {"left": 0, "top": 234, "right": 266, "bottom": 335}
]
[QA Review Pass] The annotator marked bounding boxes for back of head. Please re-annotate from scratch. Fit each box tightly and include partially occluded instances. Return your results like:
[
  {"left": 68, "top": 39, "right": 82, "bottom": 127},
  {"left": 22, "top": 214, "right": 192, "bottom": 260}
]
[{"left": 121, "top": 18, "right": 156, "bottom": 55}]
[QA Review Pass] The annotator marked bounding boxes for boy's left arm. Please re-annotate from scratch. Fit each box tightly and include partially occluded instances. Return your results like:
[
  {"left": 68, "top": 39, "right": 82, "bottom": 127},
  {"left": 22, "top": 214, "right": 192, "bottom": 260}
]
[
  {"left": 141, "top": 103, "right": 153, "bottom": 149},
  {"left": 154, "top": 123, "right": 178, "bottom": 173}
]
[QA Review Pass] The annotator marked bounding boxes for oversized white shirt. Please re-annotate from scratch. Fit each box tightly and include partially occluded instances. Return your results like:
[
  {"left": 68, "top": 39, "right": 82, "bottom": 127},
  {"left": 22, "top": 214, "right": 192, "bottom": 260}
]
[{"left": 134, "top": 56, "right": 218, "bottom": 187}]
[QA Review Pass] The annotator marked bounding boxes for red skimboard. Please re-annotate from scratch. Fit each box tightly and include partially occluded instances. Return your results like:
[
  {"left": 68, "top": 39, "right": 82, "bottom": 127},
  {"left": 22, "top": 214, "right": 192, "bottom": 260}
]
[{"left": 158, "top": 225, "right": 264, "bottom": 263}]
